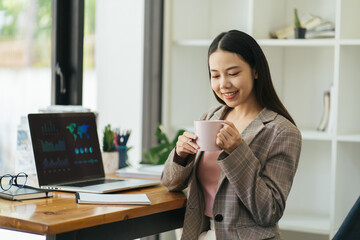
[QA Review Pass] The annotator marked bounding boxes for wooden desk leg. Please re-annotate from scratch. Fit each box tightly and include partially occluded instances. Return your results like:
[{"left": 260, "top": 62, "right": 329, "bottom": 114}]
[{"left": 46, "top": 208, "right": 185, "bottom": 240}]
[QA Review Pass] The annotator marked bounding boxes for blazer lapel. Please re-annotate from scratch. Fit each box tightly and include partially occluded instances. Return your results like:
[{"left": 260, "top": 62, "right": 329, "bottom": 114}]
[
  {"left": 216, "top": 108, "right": 278, "bottom": 189},
  {"left": 206, "top": 106, "right": 278, "bottom": 145},
  {"left": 241, "top": 108, "right": 277, "bottom": 145},
  {"left": 206, "top": 105, "right": 227, "bottom": 120}
]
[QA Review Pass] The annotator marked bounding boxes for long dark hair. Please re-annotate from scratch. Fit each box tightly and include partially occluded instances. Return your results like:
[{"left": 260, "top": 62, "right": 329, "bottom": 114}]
[{"left": 208, "top": 30, "right": 296, "bottom": 126}]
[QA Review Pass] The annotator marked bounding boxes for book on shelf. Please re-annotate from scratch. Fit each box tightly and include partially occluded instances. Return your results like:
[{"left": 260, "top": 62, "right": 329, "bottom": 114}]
[
  {"left": 270, "top": 13, "right": 335, "bottom": 39},
  {"left": 305, "top": 30, "right": 335, "bottom": 39},
  {"left": 327, "top": 84, "right": 335, "bottom": 133},
  {"left": 116, "top": 164, "right": 164, "bottom": 179},
  {"left": 0, "top": 185, "right": 53, "bottom": 201},
  {"left": 75, "top": 192, "right": 151, "bottom": 205},
  {"left": 317, "top": 91, "right": 331, "bottom": 132}
]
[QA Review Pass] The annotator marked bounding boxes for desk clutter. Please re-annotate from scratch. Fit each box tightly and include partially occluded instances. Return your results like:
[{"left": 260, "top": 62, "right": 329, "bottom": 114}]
[
  {"left": 0, "top": 184, "right": 185, "bottom": 239},
  {"left": 102, "top": 124, "right": 132, "bottom": 169},
  {"left": 0, "top": 172, "right": 53, "bottom": 201}
]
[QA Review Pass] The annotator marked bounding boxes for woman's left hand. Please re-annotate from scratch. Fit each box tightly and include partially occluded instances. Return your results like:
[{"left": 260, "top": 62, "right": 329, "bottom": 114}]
[{"left": 216, "top": 120, "right": 243, "bottom": 154}]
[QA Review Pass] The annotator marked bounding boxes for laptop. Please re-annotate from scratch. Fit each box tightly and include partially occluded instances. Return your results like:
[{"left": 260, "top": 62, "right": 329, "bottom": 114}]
[
  {"left": 332, "top": 196, "right": 360, "bottom": 240},
  {"left": 28, "top": 112, "right": 159, "bottom": 193}
]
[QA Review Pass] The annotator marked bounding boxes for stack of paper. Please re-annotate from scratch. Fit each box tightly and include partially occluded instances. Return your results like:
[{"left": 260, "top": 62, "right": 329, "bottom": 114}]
[{"left": 116, "top": 164, "right": 164, "bottom": 179}]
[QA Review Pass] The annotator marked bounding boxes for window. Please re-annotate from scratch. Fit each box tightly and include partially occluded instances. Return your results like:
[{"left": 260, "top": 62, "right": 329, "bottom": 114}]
[
  {"left": 83, "top": 0, "right": 96, "bottom": 109},
  {"left": 0, "top": 0, "right": 157, "bottom": 174},
  {"left": 0, "top": 0, "right": 52, "bottom": 173}
]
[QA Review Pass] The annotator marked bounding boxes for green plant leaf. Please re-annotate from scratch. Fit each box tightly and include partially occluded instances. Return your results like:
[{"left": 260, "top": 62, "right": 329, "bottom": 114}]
[
  {"left": 143, "top": 152, "right": 156, "bottom": 164},
  {"left": 150, "top": 155, "right": 158, "bottom": 164},
  {"left": 294, "top": 8, "right": 301, "bottom": 28},
  {"left": 125, "top": 146, "right": 133, "bottom": 166},
  {"left": 143, "top": 124, "right": 186, "bottom": 165},
  {"left": 150, "top": 143, "right": 169, "bottom": 155},
  {"left": 155, "top": 124, "right": 170, "bottom": 145},
  {"left": 158, "top": 149, "right": 173, "bottom": 165}
]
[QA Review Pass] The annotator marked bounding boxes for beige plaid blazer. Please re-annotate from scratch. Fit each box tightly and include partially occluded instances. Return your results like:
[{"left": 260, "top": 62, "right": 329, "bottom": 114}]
[{"left": 161, "top": 106, "right": 302, "bottom": 240}]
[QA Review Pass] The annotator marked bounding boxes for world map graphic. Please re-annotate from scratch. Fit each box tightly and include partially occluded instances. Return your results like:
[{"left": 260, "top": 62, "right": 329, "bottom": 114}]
[{"left": 66, "top": 123, "right": 90, "bottom": 141}]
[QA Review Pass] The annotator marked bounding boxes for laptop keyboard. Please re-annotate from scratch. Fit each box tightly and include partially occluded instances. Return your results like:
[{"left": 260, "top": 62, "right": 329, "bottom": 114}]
[{"left": 63, "top": 179, "right": 123, "bottom": 187}]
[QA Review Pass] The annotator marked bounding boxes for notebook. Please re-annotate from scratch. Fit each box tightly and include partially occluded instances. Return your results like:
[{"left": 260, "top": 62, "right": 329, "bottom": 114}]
[
  {"left": 0, "top": 185, "right": 53, "bottom": 201},
  {"left": 75, "top": 192, "right": 151, "bottom": 205},
  {"left": 28, "top": 112, "right": 159, "bottom": 193}
]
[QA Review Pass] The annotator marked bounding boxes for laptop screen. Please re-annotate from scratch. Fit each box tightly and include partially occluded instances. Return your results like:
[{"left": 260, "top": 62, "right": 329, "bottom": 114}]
[{"left": 28, "top": 112, "right": 105, "bottom": 186}]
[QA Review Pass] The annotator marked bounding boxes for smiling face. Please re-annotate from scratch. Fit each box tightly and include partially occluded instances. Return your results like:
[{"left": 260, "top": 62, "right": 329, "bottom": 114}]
[{"left": 209, "top": 49, "right": 258, "bottom": 109}]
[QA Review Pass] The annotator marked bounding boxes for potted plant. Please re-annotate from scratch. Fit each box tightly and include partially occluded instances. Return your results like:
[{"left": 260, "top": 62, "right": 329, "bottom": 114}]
[
  {"left": 103, "top": 124, "right": 116, "bottom": 152},
  {"left": 142, "top": 124, "right": 185, "bottom": 165},
  {"left": 294, "top": 8, "right": 306, "bottom": 39},
  {"left": 101, "top": 124, "right": 118, "bottom": 173}
]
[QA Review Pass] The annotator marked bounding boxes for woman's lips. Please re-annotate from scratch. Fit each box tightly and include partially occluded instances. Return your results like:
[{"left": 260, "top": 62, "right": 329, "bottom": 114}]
[{"left": 222, "top": 90, "right": 239, "bottom": 99}]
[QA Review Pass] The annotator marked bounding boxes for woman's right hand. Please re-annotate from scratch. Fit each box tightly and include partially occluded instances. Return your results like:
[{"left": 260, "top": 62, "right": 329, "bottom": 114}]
[{"left": 175, "top": 132, "right": 199, "bottom": 158}]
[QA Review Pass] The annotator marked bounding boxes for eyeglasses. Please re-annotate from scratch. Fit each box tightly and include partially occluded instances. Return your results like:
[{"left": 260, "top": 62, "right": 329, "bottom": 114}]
[{"left": 0, "top": 172, "right": 28, "bottom": 191}]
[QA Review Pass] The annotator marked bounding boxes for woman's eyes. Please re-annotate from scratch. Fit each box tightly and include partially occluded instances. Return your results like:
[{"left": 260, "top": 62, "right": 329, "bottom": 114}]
[
  {"left": 229, "top": 72, "right": 240, "bottom": 76},
  {"left": 211, "top": 72, "right": 240, "bottom": 79}
]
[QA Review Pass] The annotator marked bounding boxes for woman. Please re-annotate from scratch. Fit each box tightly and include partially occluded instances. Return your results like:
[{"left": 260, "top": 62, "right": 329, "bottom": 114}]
[{"left": 161, "top": 30, "right": 302, "bottom": 240}]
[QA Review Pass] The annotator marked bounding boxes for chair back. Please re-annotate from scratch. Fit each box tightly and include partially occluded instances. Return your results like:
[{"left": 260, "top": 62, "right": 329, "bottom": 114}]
[{"left": 332, "top": 196, "right": 360, "bottom": 240}]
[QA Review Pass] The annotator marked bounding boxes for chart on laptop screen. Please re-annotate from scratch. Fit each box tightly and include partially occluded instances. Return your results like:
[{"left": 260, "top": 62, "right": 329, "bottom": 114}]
[{"left": 29, "top": 113, "right": 104, "bottom": 185}]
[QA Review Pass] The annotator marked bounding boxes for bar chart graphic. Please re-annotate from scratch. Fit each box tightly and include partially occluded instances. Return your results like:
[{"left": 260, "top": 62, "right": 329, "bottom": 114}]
[
  {"left": 41, "top": 121, "right": 58, "bottom": 133},
  {"left": 41, "top": 139, "right": 66, "bottom": 152},
  {"left": 43, "top": 157, "right": 69, "bottom": 170},
  {"left": 74, "top": 159, "right": 98, "bottom": 165}
]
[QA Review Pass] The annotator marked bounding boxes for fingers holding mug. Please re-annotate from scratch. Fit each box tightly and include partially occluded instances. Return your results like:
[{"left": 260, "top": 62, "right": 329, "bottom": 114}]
[
  {"left": 184, "top": 132, "right": 199, "bottom": 150},
  {"left": 176, "top": 132, "right": 199, "bottom": 158}
]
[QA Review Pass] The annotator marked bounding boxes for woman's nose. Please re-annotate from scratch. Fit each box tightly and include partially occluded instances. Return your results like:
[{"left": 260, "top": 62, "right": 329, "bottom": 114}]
[{"left": 219, "top": 76, "right": 230, "bottom": 88}]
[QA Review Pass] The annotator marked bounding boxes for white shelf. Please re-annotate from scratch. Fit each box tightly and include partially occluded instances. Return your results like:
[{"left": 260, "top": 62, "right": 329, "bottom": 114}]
[
  {"left": 279, "top": 213, "right": 330, "bottom": 235},
  {"left": 337, "top": 134, "right": 360, "bottom": 142},
  {"left": 257, "top": 39, "right": 336, "bottom": 47},
  {"left": 165, "top": 1, "right": 360, "bottom": 239},
  {"left": 174, "top": 39, "right": 336, "bottom": 47},
  {"left": 340, "top": 39, "right": 360, "bottom": 46},
  {"left": 301, "top": 130, "right": 333, "bottom": 141}
]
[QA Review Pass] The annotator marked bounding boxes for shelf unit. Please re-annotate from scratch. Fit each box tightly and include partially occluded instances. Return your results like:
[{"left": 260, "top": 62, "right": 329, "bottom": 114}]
[{"left": 162, "top": 0, "right": 360, "bottom": 239}]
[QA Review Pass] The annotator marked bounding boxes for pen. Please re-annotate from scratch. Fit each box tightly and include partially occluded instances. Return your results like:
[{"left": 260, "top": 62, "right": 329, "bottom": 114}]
[{"left": 115, "top": 129, "right": 131, "bottom": 146}]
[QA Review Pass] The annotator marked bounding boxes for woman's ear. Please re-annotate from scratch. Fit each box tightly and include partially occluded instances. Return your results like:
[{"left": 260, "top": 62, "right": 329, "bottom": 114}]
[{"left": 253, "top": 69, "right": 258, "bottom": 79}]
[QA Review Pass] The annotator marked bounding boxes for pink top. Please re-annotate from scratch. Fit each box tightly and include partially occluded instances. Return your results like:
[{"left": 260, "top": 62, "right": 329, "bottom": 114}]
[{"left": 197, "top": 150, "right": 222, "bottom": 218}]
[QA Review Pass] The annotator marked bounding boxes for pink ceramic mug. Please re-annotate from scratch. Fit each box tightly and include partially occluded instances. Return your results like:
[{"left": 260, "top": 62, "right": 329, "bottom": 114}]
[{"left": 194, "top": 120, "right": 224, "bottom": 151}]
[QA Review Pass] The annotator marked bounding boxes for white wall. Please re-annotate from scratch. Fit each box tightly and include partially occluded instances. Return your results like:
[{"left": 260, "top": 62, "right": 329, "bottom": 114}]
[{"left": 95, "top": 0, "right": 144, "bottom": 165}]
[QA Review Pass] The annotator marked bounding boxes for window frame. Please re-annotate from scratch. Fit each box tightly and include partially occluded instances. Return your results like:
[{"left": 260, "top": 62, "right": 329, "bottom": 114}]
[
  {"left": 142, "top": 0, "right": 164, "bottom": 156},
  {"left": 51, "top": 0, "right": 84, "bottom": 105}
]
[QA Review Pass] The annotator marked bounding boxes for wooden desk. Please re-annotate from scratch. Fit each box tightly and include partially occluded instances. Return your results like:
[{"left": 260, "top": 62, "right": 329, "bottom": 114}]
[{"left": 0, "top": 184, "right": 186, "bottom": 240}]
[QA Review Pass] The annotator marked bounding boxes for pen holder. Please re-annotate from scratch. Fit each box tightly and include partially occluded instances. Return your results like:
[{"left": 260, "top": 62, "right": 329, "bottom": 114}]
[{"left": 117, "top": 146, "right": 127, "bottom": 169}]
